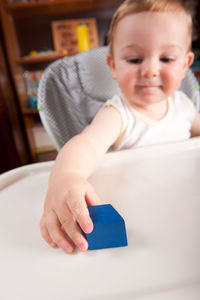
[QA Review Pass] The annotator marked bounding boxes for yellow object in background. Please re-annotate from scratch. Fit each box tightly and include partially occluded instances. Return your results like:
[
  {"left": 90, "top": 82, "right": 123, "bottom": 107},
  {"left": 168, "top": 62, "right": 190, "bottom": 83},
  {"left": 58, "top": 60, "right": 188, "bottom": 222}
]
[
  {"left": 62, "top": 49, "right": 68, "bottom": 55},
  {"left": 76, "top": 24, "right": 90, "bottom": 52},
  {"left": 29, "top": 50, "right": 38, "bottom": 56}
]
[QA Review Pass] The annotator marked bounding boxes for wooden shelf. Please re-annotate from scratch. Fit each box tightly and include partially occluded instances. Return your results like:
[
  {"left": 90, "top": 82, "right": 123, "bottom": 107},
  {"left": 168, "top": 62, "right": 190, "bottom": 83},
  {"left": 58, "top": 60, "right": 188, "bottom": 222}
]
[
  {"left": 36, "top": 145, "right": 56, "bottom": 154},
  {"left": 22, "top": 107, "right": 38, "bottom": 115},
  {"left": 4, "top": 0, "right": 123, "bottom": 17},
  {"left": 16, "top": 52, "right": 69, "bottom": 65}
]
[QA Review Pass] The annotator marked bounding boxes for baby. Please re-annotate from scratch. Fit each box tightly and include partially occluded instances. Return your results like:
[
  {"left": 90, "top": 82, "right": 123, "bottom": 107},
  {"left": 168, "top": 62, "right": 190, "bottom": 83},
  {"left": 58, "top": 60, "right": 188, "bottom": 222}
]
[{"left": 40, "top": 0, "right": 200, "bottom": 253}]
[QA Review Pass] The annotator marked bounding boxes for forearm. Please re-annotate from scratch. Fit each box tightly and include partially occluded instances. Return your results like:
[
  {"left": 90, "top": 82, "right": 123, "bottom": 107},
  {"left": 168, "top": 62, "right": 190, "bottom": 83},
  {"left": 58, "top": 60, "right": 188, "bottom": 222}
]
[
  {"left": 51, "top": 132, "right": 105, "bottom": 180},
  {"left": 51, "top": 106, "right": 122, "bottom": 181},
  {"left": 191, "top": 112, "right": 200, "bottom": 137}
]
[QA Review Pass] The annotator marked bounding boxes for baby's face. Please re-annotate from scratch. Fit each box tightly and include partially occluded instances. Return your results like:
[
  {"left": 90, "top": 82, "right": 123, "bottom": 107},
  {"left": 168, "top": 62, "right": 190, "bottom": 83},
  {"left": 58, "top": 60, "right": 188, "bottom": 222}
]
[{"left": 107, "top": 11, "right": 194, "bottom": 108}]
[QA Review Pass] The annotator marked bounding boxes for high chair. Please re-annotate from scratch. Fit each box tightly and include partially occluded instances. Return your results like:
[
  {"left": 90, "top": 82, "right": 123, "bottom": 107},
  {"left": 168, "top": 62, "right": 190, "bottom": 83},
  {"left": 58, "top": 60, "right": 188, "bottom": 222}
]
[
  {"left": 1, "top": 139, "right": 200, "bottom": 299},
  {"left": 37, "top": 46, "right": 200, "bottom": 151}
]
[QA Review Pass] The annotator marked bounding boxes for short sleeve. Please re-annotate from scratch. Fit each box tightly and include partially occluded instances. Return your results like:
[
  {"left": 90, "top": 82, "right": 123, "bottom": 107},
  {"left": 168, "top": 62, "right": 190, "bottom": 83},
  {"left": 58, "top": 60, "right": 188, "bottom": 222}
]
[
  {"left": 179, "top": 91, "right": 196, "bottom": 119},
  {"left": 104, "top": 98, "right": 128, "bottom": 145}
]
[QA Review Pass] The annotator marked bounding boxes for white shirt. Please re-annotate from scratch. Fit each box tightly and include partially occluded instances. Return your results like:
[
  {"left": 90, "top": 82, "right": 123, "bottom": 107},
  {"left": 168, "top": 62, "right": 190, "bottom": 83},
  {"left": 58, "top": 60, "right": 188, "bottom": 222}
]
[{"left": 104, "top": 91, "right": 196, "bottom": 150}]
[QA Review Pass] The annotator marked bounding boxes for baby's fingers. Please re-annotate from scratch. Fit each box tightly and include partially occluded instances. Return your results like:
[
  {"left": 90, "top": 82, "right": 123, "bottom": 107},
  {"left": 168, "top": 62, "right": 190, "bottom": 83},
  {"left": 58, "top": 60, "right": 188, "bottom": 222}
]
[
  {"left": 40, "top": 217, "right": 57, "bottom": 248},
  {"left": 67, "top": 193, "right": 93, "bottom": 234},
  {"left": 58, "top": 204, "right": 88, "bottom": 251},
  {"left": 41, "top": 210, "right": 74, "bottom": 253},
  {"left": 85, "top": 184, "right": 101, "bottom": 206}
]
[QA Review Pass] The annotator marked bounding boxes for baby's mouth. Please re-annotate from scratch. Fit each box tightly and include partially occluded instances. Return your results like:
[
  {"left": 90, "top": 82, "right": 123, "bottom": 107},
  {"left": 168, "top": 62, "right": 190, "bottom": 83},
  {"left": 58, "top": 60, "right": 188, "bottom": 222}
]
[
  {"left": 135, "top": 84, "right": 162, "bottom": 96},
  {"left": 137, "top": 83, "right": 160, "bottom": 87},
  {"left": 136, "top": 84, "right": 161, "bottom": 90}
]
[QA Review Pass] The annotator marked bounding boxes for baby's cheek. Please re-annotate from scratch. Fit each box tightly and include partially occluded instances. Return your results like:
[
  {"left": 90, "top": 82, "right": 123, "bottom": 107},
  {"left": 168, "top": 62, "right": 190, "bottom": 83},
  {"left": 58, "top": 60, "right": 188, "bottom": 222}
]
[
  {"left": 165, "top": 70, "right": 184, "bottom": 94},
  {"left": 124, "top": 69, "right": 136, "bottom": 84},
  {"left": 118, "top": 76, "right": 131, "bottom": 92}
]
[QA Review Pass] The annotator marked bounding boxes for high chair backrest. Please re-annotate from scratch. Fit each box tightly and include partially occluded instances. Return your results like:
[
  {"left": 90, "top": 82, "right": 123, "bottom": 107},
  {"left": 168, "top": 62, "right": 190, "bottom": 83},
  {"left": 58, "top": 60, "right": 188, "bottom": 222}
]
[{"left": 38, "top": 46, "right": 199, "bottom": 151}]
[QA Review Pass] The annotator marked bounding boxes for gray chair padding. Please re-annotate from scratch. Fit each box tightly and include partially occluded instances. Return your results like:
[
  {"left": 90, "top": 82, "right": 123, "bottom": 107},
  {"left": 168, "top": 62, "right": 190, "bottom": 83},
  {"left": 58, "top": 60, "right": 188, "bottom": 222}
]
[{"left": 38, "top": 46, "right": 199, "bottom": 151}]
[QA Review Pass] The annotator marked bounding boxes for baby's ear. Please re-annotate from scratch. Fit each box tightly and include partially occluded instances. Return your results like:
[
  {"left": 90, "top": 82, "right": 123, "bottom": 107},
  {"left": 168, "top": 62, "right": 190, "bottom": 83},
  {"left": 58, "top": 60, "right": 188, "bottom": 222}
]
[
  {"left": 183, "top": 51, "right": 195, "bottom": 77},
  {"left": 106, "top": 54, "right": 117, "bottom": 79},
  {"left": 186, "top": 51, "right": 195, "bottom": 67}
]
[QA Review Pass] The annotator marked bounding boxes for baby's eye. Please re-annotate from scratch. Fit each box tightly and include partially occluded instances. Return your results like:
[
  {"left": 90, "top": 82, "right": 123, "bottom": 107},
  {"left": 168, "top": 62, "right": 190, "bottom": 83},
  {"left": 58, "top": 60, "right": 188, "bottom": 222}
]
[
  {"left": 160, "top": 57, "right": 175, "bottom": 63},
  {"left": 126, "top": 58, "right": 143, "bottom": 64}
]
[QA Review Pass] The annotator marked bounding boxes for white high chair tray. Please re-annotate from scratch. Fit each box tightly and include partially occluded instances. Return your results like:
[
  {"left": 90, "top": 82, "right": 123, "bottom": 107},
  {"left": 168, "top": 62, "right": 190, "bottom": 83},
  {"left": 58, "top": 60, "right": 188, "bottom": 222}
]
[{"left": 1, "top": 139, "right": 200, "bottom": 300}]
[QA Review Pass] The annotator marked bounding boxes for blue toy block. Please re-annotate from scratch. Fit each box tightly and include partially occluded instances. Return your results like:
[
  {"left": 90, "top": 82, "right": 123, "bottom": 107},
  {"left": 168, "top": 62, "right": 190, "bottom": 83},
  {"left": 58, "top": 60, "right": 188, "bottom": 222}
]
[{"left": 84, "top": 204, "right": 128, "bottom": 250}]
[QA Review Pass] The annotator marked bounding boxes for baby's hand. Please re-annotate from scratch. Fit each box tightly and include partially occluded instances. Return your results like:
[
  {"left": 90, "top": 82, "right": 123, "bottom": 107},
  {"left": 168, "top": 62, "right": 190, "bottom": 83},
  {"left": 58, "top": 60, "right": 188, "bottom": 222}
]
[{"left": 40, "top": 172, "right": 100, "bottom": 253}]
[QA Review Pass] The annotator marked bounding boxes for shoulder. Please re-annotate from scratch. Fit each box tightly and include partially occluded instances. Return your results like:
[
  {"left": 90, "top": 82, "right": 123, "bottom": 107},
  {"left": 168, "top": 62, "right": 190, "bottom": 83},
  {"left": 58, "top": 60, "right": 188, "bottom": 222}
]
[
  {"left": 104, "top": 94, "right": 130, "bottom": 130},
  {"left": 104, "top": 94, "right": 125, "bottom": 108},
  {"left": 173, "top": 91, "right": 196, "bottom": 116}
]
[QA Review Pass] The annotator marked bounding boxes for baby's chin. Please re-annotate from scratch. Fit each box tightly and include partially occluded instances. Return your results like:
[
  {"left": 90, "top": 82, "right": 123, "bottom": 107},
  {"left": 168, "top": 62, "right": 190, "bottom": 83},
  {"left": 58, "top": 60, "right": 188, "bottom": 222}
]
[{"left": 129, "top": 91, "right": 168, "bottom": 106}]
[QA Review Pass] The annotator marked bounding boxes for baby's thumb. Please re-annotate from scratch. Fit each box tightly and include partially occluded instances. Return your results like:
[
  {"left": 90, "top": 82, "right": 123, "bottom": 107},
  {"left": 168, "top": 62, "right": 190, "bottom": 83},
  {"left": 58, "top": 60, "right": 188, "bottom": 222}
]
[{"left": 85, "top": 185, "right": 101, "bottom": 206}]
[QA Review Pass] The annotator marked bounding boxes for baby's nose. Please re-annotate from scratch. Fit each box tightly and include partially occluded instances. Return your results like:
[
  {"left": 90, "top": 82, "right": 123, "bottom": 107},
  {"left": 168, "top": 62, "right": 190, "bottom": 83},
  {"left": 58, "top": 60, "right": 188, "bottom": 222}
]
[{"left": 141, "top": 60, "right": 159, "bottom": 78}]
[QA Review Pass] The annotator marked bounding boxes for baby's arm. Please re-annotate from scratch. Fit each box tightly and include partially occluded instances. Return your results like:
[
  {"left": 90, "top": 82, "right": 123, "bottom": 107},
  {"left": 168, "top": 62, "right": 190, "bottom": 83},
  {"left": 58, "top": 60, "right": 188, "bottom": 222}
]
[
  {"left": 191, "top": 111, "right": 200, "bottom": 137},
  {"left": 40, "top": 105, "right": 122, "bottom": 253}
]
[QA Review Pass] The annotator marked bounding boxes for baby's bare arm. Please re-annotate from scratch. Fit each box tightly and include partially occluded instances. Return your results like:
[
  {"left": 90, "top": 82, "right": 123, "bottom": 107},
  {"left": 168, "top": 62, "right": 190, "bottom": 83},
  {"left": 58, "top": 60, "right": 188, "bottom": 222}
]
[
  {"left": 40, "top": 106, "right": 122, "bottom": 253},
  {"left": 191, "top": 111, "right": 200, "bottom": 137}
]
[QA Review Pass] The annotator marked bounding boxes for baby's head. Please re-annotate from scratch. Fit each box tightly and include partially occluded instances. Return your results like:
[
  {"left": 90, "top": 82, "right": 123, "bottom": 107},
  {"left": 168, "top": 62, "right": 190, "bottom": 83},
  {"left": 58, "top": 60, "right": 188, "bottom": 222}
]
[
  {"left": 108, "top": 0, "right": 193, "bottom": 55},
  {"left": 106, "top": 0, "right": 194, "bottom": 107}
]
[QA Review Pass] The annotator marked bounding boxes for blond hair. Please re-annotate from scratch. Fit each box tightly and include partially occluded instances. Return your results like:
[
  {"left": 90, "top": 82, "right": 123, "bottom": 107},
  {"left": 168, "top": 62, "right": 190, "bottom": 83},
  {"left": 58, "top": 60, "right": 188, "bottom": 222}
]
[{"left": 107, "top": 0, "right": 192, "bottom": 53}]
